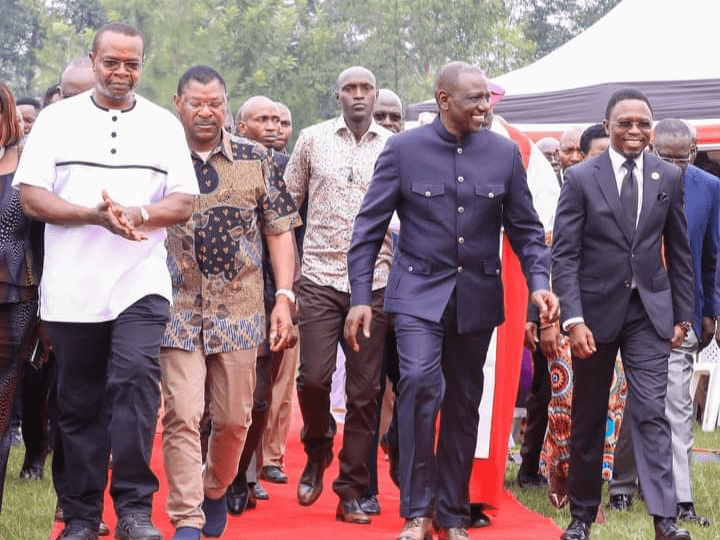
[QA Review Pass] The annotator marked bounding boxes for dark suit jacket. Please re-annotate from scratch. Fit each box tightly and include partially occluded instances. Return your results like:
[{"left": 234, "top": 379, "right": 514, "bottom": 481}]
[
  {"left": 348, "top": 116, "right": 550, "bottom": 334},
  {"left": 684, "top": 164, "right": 720, "bottom": 336},
  {"left": 552, "top": 150, "right": 694, "bottom": 343}
]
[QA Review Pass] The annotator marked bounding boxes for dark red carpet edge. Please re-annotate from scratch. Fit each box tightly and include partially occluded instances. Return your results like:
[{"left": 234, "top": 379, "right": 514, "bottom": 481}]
[{"left": 51, "top": 400, "right": 561, "bottom": 540}]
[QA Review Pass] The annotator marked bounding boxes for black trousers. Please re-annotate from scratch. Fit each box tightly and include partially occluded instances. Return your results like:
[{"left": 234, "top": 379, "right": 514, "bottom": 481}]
[
  {"left": 569, "top": 291, "right": 676, "bottom": 523},
  {"left": 296, "top": 276, "right": 389, "bottom": 501},
  {"left": 47, "top": 295, "right": 169, "bottom": 530},
  {"left": 394, "top": 293, "right": 493, "bottom": 528},
  {"left": 518, "top": 345, "right": 551, "bottom": 477}
]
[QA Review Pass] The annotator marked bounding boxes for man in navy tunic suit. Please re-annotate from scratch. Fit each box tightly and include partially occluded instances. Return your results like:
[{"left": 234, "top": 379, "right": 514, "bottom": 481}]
[{"left": 345, "top": 61, "right": 558, "bottom": 540}]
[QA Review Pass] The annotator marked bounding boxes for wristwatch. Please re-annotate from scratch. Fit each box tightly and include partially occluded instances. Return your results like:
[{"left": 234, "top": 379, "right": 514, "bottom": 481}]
[
  {"left": 275, "top": 288, "right": 296, "bottom": 304},
  {"left": 138, "top": 206, "right": 150, "bottom": 226}
]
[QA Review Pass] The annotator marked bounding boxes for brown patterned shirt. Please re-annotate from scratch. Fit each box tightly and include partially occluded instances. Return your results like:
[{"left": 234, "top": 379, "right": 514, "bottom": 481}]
[
  {"left": 284, "top": 116, "right": 393, "bottom": 293},
  {"left": 163, "top": 132, "right": 300, "bottom": 353}
]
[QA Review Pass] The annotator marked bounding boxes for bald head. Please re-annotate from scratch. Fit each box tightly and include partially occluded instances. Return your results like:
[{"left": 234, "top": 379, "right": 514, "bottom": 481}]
[
  {"left": 60, "top": 58, "right": 95, "bottom": 98},
  {"left": 373, "top": 89, "right": 403, "bottom": 133},
  {"left": 434, "top": 62, "right": 485, "bottom": 96},
  {"left": 654, "top": 118, "right": 695, "bottom": 172},
  {"left": 559, "top": 126, "right": 584, "bottom": 170},
  {"left": 235, "top": 95, "right": 280, "bottom": 148},
  {"left": 336, "top": 66, "right": 376, "bottom": 92}
]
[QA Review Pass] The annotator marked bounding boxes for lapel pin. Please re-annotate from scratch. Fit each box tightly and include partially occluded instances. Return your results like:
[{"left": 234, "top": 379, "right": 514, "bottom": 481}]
[{"left": 651, "top": 171, "right": 660, "bottom": 181}]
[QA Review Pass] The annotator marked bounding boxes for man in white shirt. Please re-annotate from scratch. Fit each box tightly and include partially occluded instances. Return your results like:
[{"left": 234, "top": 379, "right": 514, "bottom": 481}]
[{"left": 14, "top": 22, "right": 198, "bottom": 540}]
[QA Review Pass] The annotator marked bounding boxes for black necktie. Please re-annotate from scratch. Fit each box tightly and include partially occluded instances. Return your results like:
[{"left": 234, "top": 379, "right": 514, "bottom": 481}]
[{"left": 620, "top": 159, "right": 637, "bottom": 230}]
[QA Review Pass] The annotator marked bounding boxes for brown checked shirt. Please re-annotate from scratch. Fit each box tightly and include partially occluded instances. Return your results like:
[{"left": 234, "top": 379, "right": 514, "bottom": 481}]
[
  {"left": 163, "top": 131, "right": 300, "bottom": 354},
  {"left": 284, "top": 116, "right": 393, "bottom": 293}
]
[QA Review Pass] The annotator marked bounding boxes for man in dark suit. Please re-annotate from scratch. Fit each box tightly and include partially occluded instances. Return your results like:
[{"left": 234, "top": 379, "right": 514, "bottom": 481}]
[
  {"left": 552, "top": 89, "right": 695, "bottom": 540},
  {"left": 345, "top": 61, "right": 558, "bottom": 540}
]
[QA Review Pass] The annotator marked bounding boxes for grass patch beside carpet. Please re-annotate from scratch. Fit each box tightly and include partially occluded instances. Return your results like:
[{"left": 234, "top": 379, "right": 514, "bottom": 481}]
[{"left": 507, "top": 425, "right": 720, "bottom": 540}]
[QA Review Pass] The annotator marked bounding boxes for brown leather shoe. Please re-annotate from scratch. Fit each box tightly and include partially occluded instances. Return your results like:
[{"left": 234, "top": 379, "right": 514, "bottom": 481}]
[
  {"left": 438, "top": 527, "right": 471, "bottom": 540},
  {"left": 297, "top": 453, "right": 331, "bottom": 506},
  {"left": 397, "top": 517, "right": 433, "bottom": 540},
  {"left": 335, "top": 499, "right": 371, "bottom": 524}
]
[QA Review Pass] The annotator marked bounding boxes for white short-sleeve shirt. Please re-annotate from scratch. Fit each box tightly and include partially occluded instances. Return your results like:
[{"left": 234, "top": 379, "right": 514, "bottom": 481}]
[{"left": 13, "top": 91, "right": 199, "bottom": 322}]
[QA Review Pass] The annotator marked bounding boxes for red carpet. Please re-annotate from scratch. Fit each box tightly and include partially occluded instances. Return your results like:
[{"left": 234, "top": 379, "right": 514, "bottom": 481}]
[{"left": 51, "top": 401, "right": 561, "bottom": 540}]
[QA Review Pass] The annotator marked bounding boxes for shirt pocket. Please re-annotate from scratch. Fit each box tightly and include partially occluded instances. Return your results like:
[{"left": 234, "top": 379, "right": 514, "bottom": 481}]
[{"left": 411, "top": 182, "right": 446, "bottom": 221}]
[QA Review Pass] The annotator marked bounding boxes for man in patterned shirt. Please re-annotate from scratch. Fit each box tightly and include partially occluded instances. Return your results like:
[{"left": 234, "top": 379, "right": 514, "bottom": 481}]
[
  {"left": 284, "top": 65, "right": 393, "bottom": 524},
  {"left": 160, "top": 66, "right": 299, "bottom": 540}
]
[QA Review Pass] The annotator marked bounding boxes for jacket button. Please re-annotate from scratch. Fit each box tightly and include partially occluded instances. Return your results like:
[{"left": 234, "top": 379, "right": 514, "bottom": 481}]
[
  {"left": 457, "top": 148, "right": 463, "bottom": 154},
  {"left": 488, "top": 192, "right": 495, "bottom": 198},
  {"left": 425, "top": 191, "right": 431, "bottom": 197},
  {"left": 458, "top": 237, "right": 464, "bottom": 244},
  {"left": 624, "top": 281, "right": 631, "bottom": 287},
  {"left": 458, "top": 176, "right": 464, "bottom": 183},
  {"left": 457, "top": 266, "right": 463, "bottom": 273},
  {"left": 408, "top": 265, "right": 413, "bottom": 272},
  {"left": 458, "top": 206, "right": 464, "bottom": 213},
  {"left": 496, "top": 269, "right": 500, "bottom": 275}
]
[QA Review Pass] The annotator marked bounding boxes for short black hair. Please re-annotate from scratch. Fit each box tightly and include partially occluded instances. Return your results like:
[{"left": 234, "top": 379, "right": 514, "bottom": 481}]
[
  {"left": 579, "top": 123, "right": 607, "bottom": 154},
  {"left": 176, "top": 65, "right": 226, "bottom": 96},
  {"left": 42, "top": 85, "right": 61, "bottom": 108},
  {"left": 92, "top": 22, "right": 144, "bottom": 56},
  {"left": 605, "top": 88, "right": 652, "bottom": 120},
  {"left": 16, "top": 97, "right": 41, "bottom": 111}
]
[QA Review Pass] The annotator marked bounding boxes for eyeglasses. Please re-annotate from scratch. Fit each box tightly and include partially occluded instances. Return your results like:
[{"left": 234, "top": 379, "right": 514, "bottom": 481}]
[
  {"left": 183, "top": 99, "right": 226, "bottom": 112},
  {"left": 609, "top": 120, "right": 653, "bottom": 131},
  {"left": 373, "top": 112, "right": 402, "bottom": 122},
  {"left": 654, "top": 150, "right": 692, "bottom": 166},
  {"left": 100, "top": 59, "right": 142, "bottom": 72}
]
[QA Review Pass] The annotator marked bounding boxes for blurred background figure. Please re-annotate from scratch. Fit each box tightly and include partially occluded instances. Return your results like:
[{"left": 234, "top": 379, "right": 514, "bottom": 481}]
[
  {"left": 579, "top": 123, "right": 609, "bottom": 159},
  {"left": 536, "top": 136, "right": 561, "bottom": 183}
]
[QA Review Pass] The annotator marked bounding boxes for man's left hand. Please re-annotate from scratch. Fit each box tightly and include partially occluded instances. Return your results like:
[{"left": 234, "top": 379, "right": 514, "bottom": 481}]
[
  {"left": 700, "top": 316, "right": 715, "bottom": 351},
  {"left": 670, "top": 324, "right": 686, "bottom": 349},
  {"left": 269, "top": 298, "right": 297, "bottom": 352},
  {"left": 530, "top": 289, "right": 560, "bottom": 325}
]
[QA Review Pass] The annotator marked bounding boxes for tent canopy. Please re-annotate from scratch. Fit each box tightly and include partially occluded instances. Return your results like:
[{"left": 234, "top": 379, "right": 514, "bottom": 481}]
[{"left": 406, "top": 0, "right": 720, "bottom": 125}]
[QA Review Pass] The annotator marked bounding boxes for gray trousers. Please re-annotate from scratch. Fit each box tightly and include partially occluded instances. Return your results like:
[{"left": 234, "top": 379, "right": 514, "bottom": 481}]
[{"left": 610, "top": 330, "right": 697, "bottom": 504}]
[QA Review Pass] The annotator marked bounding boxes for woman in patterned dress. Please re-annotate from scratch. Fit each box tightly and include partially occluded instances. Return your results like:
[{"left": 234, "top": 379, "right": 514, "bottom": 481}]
[{"left": 0, "top": 81, "right": 44, "bottom": 514}]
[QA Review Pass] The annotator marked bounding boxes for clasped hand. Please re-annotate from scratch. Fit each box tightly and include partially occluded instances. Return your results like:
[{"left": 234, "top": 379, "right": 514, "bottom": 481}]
[{"left": 95, "top": 190, "right": 148, "bottom": 241}]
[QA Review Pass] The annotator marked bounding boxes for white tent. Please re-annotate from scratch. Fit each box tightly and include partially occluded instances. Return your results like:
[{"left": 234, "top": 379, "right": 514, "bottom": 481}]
[{"left": 406, "top": 0, "right": 720, "bottom": 137}]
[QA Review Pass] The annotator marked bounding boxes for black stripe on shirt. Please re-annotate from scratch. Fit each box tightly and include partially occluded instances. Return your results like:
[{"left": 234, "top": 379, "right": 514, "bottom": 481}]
[{"left": 56, "top": 161, "right": 168, "bottom": 175}]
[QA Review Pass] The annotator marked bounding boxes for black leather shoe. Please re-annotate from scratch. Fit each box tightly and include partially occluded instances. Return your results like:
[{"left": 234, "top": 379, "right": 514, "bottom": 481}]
[
  {"left": 19, "top": 464, "right": 44, "bottom": 480},
  {"left": 254, "top": 480, "right": 269, "bottom": 500},
  {"left": 359, "top": 495, "right": 380, "bottom": 515},
  {"left": 115, "top": 514, "right": 162, "bottom": 540},
  {"left": 606, "top": 493, "right": 633, "bottom": 511},
  {"left": 517, "top": 471, "right": 548, "bottom": 488},
  {"left": 226, "top": 476, "right": 249, "bottom": 516},
  {"left": 60, "top": 526, "right": 99, "bottom": 540},
  {"left": 261, "top": 465, "right": 288, "bottom": 484},
  {"left": 469, "top": 504, "right": 491, "bottom": 528},
  {"left": 297, "top": 453, "right": 332, "bottom": 506},
  {"left": 561, "top": 518, "right": 590, "bottom": 540},
  {"left": 655, "top": 517, "right": 691, "bottom": 540},
  {"left": 336, "top": 498, "right": 371, "bottom": 524},
  {"left": 677, "top": 503, "right": 710, "bottom": 527},
  {"left": 246, "top": 484, "right": 257, "bottom": 510},
  {"left": 380, "top": 434, "right": 400, "bottom": 488}
]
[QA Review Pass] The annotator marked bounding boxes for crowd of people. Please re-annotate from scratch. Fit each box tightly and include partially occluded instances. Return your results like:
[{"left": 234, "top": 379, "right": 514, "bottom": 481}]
[{"left": 0, "top": 20, "right": 716, "bottom": 540}]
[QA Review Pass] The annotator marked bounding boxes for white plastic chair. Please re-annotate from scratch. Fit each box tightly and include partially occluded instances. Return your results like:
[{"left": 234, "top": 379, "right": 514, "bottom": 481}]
[{"left": 691, "top": 346, "right": 720, "bottom": 431}]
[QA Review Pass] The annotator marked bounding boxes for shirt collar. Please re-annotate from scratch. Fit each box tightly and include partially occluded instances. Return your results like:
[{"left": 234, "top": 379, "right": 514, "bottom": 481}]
[
  {"left": 608, "top": 145, "right": 644, "bottom": 174},
  {"left": 191, "top": 130, "right": 234, "bottom": 163},
  {"left": 333, "top": 115, "right": 384, "bottom": 141}
]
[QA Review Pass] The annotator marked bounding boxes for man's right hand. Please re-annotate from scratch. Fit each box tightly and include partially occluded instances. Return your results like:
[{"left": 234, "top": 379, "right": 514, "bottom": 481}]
[
  {"left": 568, "top": 323, "right": 596, "bottom": 359},
  {"left": 344, "top": 305, "right": 372, "bottom": 352},
  {"left": 524, "top": 322, "right": 538, "bottom": 353},
  {"left": 96, "top": 190, "right": 148, "bottom": 241}
]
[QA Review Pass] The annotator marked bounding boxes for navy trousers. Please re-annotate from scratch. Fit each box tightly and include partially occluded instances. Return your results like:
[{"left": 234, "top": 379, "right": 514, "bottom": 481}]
[
  {"left": 47, "top": 295, "right": 169, "bottom": 530},
  {"left": 394, "top": 293, "right": 493, "bottom": 528}
]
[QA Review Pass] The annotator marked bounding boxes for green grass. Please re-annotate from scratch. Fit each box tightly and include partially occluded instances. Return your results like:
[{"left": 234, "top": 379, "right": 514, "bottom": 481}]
[
  {"left": 507, "top": 425, "right": 720, "bottom": 540},
  {"left": 0, "top": 444, "right": 55, "bottom": 540}
]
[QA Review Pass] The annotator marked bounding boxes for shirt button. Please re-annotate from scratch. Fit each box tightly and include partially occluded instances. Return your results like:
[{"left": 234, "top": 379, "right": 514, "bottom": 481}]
[
  {"left": 488, "top": 192, "right": 495, "bottom": 198},
  {"left": 457, "top": 148, "right": 463, "bottom": 154},
  {"left": 408, "top": 265, "right": 413, "bottom": 272},
  {"left": 111, "top": 148, "right": 117, "bottom": 154},
  {"left": 458, "top": 266, "right": 464, "bottom": 273},
  {"left": 425, "top": 191, "right": 431, "bottom": 197},
  {"left": 111, "top": 132, "right": 117, "bottom": 138},
  {"left": 458, "top": 237, "right": 464, "bottom": 244},
  {"left": 458, "top": 176, "right": 464, "bottom": 183},
  {"left": 458, "top": 206, "right": 464, "bottom": 214},
  {"left": 112, "top": 116, "right": 118, "bottom": 122}
]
